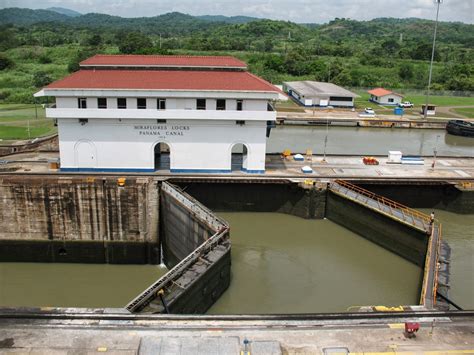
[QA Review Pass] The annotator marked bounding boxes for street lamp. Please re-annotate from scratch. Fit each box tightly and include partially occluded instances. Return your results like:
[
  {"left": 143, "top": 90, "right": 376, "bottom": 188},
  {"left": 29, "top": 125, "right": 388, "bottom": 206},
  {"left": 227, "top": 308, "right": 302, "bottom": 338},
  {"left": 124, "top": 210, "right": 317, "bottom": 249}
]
[{"left": 424, "top": 0, "right": 443, "bottom": 119}]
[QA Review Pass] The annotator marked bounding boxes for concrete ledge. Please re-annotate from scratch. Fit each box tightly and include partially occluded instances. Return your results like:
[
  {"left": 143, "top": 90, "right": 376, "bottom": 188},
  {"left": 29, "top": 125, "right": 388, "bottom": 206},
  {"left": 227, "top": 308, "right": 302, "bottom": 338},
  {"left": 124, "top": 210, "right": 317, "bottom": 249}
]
[{"left": 0, "top": 240, "right": 160, "bottom": 264}]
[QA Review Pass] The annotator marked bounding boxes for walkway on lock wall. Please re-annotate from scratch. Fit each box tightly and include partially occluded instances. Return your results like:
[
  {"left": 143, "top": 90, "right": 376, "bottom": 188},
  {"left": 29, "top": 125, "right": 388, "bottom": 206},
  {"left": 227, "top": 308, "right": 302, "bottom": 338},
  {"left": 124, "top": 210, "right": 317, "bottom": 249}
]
[{"left": 329, "top": 179, "right": 432, "bottom": 233}]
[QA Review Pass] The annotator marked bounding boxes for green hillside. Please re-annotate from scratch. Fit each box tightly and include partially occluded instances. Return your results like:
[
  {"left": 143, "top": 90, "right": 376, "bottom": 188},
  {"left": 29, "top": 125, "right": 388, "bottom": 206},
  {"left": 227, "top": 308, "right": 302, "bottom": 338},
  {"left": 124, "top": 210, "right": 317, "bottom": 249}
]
[{"left": 0, "top": 8, "right": 472, "bottom": 104}]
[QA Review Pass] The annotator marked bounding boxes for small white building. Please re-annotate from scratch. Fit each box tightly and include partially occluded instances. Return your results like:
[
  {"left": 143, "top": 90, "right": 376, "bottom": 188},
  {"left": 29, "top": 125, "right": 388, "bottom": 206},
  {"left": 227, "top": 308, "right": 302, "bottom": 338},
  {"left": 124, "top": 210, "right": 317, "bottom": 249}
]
[
  {"left": 282, "top": 81, "right": 359, "bottom": 107},
  {"left": 35, "top": 55, "right": 280, "bottom": 173},
  {"left": 368, "top": 88, "right": 403, "bottom": 105}
]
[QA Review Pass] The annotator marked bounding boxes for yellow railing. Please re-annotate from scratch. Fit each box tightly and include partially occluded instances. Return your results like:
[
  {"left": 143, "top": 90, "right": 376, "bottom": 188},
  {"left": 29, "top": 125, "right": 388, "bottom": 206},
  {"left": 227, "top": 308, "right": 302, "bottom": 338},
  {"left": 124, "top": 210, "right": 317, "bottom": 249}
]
[{"left": 333, "top": 180, "right": 432, "bottom": 227}]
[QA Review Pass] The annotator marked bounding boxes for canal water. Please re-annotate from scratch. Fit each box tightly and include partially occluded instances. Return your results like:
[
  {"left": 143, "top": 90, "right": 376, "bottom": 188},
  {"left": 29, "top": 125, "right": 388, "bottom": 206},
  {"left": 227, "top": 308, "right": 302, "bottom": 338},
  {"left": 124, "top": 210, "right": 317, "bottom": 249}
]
[
  {"left": 0, "top": 263, "right": 167, "bottom": 308},
  {"left": 0, "top": 211, "right": 471, "bottom": 312},
  {"left": 208, "top": 212, "right": 421, "bottom": 314},
  {"left": 268, "top": 126, "right": 474, "bottom": 157}
]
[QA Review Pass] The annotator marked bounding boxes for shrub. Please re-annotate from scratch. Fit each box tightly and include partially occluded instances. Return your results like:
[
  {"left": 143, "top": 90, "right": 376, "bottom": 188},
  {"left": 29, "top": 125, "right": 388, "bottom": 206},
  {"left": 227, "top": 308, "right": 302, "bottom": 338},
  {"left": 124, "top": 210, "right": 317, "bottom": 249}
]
[
  {"left": 0, "top": 54, "right": 14, "bottom": 70},
  {"left": 32, "top": 71, "right": 53, "bottom": 88},
  {"left": 38, "top": 54, "right": 52, "bottom": 64}
]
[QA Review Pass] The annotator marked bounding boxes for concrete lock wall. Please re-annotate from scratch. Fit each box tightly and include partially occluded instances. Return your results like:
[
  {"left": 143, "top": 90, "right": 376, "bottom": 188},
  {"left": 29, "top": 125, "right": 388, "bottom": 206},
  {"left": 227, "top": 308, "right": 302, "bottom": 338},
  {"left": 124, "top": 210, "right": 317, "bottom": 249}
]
[
  {"left": 357, "top": 183, "right": 474, "bottom": 214},
  {"left": 326, "top": 190, "right": 429, "bottom": 266},
  {"left": 174, "top": 181, "right": 327, "bottom": 219},
  {"left": 160, "top": 184, "right": 215, "bottom": 268},
  {"left": 0, "top": 176, "right": 160, "bottom": 264}
]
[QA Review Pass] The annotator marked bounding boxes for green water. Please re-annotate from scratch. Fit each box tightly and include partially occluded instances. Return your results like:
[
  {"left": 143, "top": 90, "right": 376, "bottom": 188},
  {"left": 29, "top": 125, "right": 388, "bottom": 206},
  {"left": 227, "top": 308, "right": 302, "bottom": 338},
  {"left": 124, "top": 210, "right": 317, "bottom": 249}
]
[
  {"left": 0, "top": 263, "right": 167, "bottom": 308},
  {"left": 0, "top": 210, "right": 471, "bottom": 313},
  {"left": 208, "top": 212, "right": 422, "bottom": 314}
]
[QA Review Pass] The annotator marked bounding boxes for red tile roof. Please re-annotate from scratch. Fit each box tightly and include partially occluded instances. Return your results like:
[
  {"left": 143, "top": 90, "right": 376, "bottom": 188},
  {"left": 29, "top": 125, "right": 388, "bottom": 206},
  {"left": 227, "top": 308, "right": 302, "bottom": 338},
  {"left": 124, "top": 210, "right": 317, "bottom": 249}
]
[
  {"left": 367, "top": 88, "right": 392, "bottom": 96},
  {"left": 80, "top": 54, "right": 247, "bottom": 68},
  {"left": 368, "top": 88, "right": 403, "bottom": 97},
  {"left": 45, "top": 70, "right": 280, "bottom": 93}
]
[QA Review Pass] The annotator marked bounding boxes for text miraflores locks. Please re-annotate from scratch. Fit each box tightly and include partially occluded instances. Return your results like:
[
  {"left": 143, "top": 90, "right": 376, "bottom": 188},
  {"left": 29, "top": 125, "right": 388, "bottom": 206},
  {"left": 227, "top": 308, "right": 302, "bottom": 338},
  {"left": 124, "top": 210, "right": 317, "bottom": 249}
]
[{"left": 134, "top": 125, "right": 190, "bottom": 136}]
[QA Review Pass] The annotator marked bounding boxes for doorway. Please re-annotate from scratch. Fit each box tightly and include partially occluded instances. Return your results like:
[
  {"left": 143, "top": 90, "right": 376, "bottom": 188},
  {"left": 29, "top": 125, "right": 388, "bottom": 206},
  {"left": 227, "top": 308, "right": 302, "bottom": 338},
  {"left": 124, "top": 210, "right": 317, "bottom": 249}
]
[
  {"left": 154, "top": 142, "right": 171, "bottom": 171},
  {"left": 231, "top": 143, "right": 249, "bottom": 171}
]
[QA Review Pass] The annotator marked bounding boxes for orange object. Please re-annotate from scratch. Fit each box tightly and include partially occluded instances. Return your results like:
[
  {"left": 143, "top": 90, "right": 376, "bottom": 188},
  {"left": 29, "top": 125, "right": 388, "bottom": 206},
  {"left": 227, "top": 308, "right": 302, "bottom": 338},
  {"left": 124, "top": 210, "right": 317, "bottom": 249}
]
[{"left": 363, "top": 157, "right": 379, "bottom": 165}]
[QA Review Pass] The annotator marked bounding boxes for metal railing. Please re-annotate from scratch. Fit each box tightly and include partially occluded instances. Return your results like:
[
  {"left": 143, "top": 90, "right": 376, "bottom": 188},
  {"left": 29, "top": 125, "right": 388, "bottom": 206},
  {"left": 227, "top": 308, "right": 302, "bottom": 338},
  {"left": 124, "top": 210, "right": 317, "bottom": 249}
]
[
  {"left": 126, "top": 227, "right": 229, "bottom": 313},
  {"left": 161, "top": 181, "right": 227, "bottom": 232},
  {"left": 419, "top": 223, "right": 442, "bottom": 308},
  {"left": 331, "top": 180, "right": 432, "bottom": 230}
]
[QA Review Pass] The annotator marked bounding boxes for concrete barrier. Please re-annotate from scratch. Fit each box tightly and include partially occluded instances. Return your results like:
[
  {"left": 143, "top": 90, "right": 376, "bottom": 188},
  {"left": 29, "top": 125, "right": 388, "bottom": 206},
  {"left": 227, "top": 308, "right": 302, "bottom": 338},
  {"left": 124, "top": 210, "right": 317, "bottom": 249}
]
[
  {"left": 0, "top": 176, "right": 160, "bottom": 264},
  {"left": 173, "top": 181, "right": 326, "bottom": 219},
  {"left": 356, "top": 182, "right": 474, "bottom": 214}
]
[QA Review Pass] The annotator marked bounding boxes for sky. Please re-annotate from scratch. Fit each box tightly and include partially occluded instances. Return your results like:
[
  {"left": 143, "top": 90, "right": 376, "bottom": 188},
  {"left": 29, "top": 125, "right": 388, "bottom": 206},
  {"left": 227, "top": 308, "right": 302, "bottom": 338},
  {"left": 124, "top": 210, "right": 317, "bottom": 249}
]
[{"left": 1, "top": 0, "right": 473, "bottom": 24}]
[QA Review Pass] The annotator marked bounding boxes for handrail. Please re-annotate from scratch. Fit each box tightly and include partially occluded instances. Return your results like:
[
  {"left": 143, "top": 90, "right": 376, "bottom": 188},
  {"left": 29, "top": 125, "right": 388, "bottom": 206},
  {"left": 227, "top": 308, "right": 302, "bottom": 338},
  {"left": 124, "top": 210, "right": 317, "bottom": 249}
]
[{"left": 332, "top": 180, "right": 432, "bottom": 227}]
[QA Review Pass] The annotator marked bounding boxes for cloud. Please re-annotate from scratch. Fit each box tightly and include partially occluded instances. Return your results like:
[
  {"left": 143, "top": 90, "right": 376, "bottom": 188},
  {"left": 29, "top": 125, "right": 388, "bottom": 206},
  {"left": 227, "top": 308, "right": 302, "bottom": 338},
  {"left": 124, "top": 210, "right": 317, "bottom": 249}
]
[{"left": 1, "top": 0, "right": 472, "bottom": 23}]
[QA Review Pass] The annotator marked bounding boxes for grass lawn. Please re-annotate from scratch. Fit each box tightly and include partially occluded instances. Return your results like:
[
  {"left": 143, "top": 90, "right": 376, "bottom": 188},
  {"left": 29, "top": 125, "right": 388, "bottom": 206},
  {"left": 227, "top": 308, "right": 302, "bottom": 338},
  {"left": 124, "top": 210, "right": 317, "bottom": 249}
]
[
  {"left": 0, "top": 104, "right": 56, "bottom": 140},
  {"left": 0, "top": 103, "right": 46, "bottom": 122},
  {"left": 403, "top": 95, "right": 474, "bottom": 107},
  {"left": 354, "top": 90, "right": 474, "bottom": 108},
  {"left": 452, "top": 107, "right": 474, "bottom": 119},
  {"left": 275, "top": 99, "right": 306, "bottom": 112}
]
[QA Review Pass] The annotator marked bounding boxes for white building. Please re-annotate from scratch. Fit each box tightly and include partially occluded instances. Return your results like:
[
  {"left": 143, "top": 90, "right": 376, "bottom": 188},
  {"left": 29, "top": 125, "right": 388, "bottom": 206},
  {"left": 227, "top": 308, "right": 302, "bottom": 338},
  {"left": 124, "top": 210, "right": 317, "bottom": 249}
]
[
  {"left": 35, "top": 55, "right": 281, "bottom": 173},
  {"left": 368, "top": 88, "right": 403, "bottom": 105},
  {"left": 282, "top": 81, "right": 358, "bottom": 107}
]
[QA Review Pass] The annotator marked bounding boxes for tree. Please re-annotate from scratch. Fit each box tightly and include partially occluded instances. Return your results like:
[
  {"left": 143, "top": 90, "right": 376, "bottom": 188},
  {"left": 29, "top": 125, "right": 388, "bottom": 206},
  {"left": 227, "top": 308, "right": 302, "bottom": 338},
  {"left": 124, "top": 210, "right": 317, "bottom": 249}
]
[
  {"left": 32, "top": 71, "right": 53, "bottom": 87},
  {"left": 381, "top": 39, "right": 400, "bottom": 56},
  {"left": 87, "top": 34, "right": 102, "bottom": 47},
  {"left": 399, "top": 63, "right": 414, "bottom": 81},
  {"left": 118, "top": 32, "right": 152, "bottom": 54},
  {"left": 0, "top": 54, "right": 14, "bottom": 70}
]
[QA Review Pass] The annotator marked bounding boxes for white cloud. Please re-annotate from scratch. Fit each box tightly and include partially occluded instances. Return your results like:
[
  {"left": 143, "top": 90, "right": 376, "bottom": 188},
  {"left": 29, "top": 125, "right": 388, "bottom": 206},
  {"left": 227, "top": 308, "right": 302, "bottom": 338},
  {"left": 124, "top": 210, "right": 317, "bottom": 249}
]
[{"left": 1, "top": 0, "right": 472, "bottom": 23}]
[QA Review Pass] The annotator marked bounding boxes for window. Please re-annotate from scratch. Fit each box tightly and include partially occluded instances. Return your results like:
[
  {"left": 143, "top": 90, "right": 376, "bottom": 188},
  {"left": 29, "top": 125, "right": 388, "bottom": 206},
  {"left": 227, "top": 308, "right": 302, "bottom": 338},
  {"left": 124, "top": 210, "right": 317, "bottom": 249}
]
[
  {"left": 78, "top": 98, "right": 87, "bottom": 109},
  {"left": 137, "top": 98, "right": 147, "bottom": 109},
  {"left": 196, "top": 99, "right": 206, "bottom": 110},
  {"left": 157, "top": 98, "right": 166, "bottom": 110},
  {"left": 329, "top": 96, "right": 353, "bottom": 102},
  {"left": 97, "top": 98, "right": 107, "bottom": 109},
  {"left": 388, "top": 98, "right": 394, "bottom": 103},
  {"left": 117, "top": 98, "right": 127, "bottom": 109},
  {"left": 236, "top": 99, "right": 243, "bottom": 111},
  {"left": 236, "top": 120, "right": 245, "bottom": 126},
  {"left": 216, "top": 99, "right": 226, "bottom": 111},
  {"left": 157, "top": 119, "right": 167, "bottom": 123}
]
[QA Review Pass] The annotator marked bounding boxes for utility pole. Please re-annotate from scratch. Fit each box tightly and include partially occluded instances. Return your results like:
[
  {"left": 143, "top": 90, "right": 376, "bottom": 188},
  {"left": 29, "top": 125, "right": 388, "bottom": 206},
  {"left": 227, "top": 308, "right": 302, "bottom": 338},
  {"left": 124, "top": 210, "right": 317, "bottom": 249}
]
[
  {"left": 432, "top": 134, "right": 440, "bottom": 169},
  {"left": 424, "top": 0, "right": 443, "bottom": 119},
  {"left": 322, "top": 118, "right": 329, "bottom": 163}
]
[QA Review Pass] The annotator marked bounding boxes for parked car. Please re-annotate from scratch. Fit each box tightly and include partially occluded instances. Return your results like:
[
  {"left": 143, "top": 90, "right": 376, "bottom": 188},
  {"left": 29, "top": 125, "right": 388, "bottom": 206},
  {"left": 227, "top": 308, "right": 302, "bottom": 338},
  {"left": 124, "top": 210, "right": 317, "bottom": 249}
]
[
  {"left": 364, "top": 107, "right": 375, "bottom": 114},
  {"left": 398, "top": 101, "right": 414, "bottom": 108}
]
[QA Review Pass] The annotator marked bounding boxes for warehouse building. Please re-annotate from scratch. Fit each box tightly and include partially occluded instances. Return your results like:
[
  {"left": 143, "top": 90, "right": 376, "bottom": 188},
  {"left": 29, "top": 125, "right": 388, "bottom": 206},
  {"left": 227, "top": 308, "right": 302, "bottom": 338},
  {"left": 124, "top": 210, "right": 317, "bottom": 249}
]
[
  {"left": 282, "top": 81, "right": 359, "bottom": 107},
  {"left": 34, "top": 55, "right": 280, "bottom": 173}
]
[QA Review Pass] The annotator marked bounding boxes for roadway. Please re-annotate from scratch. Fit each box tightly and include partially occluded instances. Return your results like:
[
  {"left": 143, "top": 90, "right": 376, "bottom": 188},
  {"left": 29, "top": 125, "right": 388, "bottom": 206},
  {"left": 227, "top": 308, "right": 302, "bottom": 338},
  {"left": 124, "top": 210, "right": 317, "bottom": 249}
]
[{"left": 1, "top": 152, "right": 474, "bottom": 181}]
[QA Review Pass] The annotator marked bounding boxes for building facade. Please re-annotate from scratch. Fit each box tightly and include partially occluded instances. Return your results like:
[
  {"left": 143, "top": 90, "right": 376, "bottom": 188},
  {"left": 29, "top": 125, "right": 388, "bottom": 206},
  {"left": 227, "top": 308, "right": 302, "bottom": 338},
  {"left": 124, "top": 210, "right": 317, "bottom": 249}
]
[
  {"left": 368, "top": 88, "right": 403, "bottom": 105},
  {"left": 282, "top": 81, "right": 358, "bottom": 108},
  {"left": 35, "top": 55, "right": 280, "bottom": 173}
]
